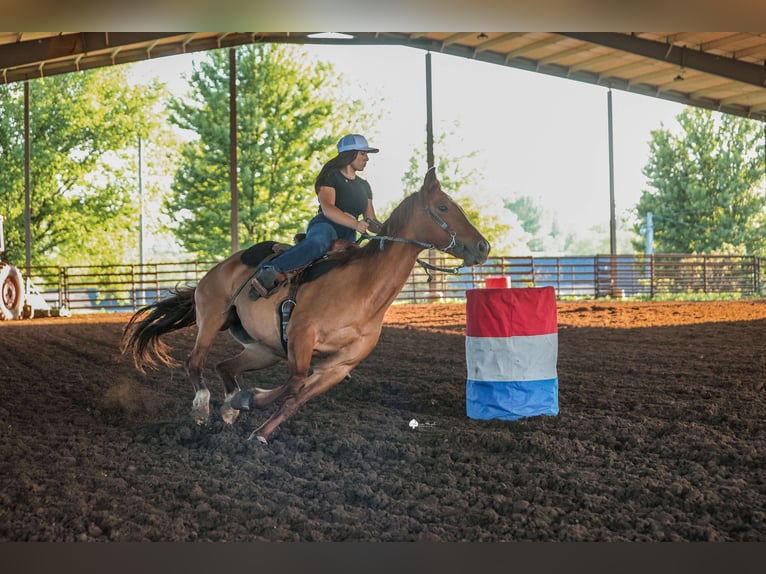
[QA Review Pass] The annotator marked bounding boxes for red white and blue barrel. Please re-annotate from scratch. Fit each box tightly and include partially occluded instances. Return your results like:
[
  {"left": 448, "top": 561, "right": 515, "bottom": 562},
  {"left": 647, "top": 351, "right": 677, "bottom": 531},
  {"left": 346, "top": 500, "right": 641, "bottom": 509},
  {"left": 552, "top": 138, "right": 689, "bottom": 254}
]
[{"left": 465, "top": 286, "right": 559, "bottom": 420}]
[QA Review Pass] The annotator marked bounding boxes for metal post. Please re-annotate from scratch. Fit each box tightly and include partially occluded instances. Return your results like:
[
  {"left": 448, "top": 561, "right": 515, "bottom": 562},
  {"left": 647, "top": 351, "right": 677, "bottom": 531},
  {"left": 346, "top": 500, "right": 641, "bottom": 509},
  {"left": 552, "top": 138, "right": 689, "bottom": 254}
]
[
  {"left": 645, "top": 212, "right": 654, "bottom": 255},
  {"left": 24, "top": 81, "right": 31, "bottom": 277},
  {"left": 607, "top": 89, "right": 619, "bottom": 297},
  {"left": 644, "top": 211, "right": 654, "bottom": 293},
  {"left": 137, "top": 136, "right": 145, "bottom": 306},
  {"left": 138, "top": 136, "right": 144, "bottom": 268},
  {"left": 229, "top": 47, "right": 239, "bottom": 254},
  {"left": 424, "top": 52, "right": 437, "bottom": 297},
  {"left": 607, "top": 89, "right": 616, "bottom": 256},
  {"left": 425, "top": 52, "right": 434, "bottom": 170}
]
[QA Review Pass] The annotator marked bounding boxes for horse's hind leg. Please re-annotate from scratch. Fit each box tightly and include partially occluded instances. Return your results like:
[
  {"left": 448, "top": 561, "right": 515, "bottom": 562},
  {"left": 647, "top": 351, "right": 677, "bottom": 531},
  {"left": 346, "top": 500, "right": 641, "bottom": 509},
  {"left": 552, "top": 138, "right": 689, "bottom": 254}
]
[
  {"left": 217, "top": 345, "right": 281, "bottom": 424},
  {"left": 186, "top": 314, "right": 227, "bottom": 424}
]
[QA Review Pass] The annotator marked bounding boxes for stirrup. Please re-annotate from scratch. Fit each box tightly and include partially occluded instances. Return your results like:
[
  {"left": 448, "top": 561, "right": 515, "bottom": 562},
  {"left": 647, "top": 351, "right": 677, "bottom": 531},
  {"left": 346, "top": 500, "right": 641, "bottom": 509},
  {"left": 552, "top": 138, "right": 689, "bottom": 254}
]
[
  {"left": 249, "top": 276, "right": 271, "bottom": 299},
  {"left": 248, "top": 267, "right": 284, "bottom": 300}
]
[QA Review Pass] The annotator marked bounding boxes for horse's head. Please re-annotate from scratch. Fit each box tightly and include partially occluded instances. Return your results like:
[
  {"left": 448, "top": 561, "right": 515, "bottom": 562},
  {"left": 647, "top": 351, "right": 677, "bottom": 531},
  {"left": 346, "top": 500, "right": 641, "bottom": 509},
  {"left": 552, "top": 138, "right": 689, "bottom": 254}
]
[{"left": 414, "top": 167, "right": 490, "bottom": 266}]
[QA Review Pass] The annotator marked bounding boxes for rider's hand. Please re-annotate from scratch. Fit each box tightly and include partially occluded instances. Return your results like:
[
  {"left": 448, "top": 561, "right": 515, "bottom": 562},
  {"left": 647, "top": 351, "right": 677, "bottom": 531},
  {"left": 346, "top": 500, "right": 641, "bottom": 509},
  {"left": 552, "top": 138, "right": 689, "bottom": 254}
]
[{"left": 365, "top": 218, "right": 383, "bottom": 234}]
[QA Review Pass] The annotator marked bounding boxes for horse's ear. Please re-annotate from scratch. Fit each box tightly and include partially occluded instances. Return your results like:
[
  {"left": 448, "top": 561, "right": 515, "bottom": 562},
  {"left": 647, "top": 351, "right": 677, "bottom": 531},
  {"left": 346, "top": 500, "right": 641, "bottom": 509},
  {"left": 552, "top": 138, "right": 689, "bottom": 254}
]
[{"left": 423, "top": 166, "right": 440, "bottom": 191}]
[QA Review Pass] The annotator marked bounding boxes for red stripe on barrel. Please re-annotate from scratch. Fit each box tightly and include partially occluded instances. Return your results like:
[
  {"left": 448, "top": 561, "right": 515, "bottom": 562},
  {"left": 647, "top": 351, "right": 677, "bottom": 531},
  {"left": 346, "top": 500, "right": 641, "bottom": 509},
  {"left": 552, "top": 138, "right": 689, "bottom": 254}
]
[{"left": 466, "top": 286, "right": 557, "bottom": 338}]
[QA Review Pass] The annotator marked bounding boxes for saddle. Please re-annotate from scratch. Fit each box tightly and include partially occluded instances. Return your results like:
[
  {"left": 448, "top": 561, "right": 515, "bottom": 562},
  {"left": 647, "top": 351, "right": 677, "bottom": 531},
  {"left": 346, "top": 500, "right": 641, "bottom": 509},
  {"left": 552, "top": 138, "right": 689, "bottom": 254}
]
[
  {"left": 236, "top": 238, "right": 361, "bottom": 354},
  {"left": 239, "top": 238, "right": 360, "bottom": 301}
]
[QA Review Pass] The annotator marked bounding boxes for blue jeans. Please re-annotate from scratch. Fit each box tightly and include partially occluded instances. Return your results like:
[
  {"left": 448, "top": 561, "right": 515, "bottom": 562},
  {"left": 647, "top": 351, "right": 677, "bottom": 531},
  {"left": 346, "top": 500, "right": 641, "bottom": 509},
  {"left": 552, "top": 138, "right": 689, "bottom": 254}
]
[{"left": 264, "top": 213, "right": 356, "bottom": 273}]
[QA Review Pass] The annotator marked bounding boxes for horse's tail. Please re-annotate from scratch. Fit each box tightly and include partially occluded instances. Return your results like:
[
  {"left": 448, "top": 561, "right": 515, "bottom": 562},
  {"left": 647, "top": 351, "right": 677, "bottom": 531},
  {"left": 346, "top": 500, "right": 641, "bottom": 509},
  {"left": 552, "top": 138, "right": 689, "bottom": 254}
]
[{"left": 120, "top": 286, "right": 197, "bottom": 372}]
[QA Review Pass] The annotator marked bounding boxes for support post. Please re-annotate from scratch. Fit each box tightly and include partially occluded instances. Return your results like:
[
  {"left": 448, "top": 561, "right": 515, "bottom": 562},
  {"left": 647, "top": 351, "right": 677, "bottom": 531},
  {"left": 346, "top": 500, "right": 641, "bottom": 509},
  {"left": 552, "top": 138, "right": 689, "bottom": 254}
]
[
  {"left": 138, "top": 136, "right": 144, "bottom": 267},
  {"left": 229, "top": 47, "right": 239, "bottom": 254},
  {"left": 607, "top": 88, "right": 616, "bottom": 256},
  {"left": 425, "top": 52, "right": 434, "bottom": 170},
  {"left": 607, "top": 89, "right": 619, "bottom": 297},
  {"left": 24, "top": 80, "right": 31, "bottom": 277},
  {"left": 645, "top": 212, "right": 654, "bottom": 255}
]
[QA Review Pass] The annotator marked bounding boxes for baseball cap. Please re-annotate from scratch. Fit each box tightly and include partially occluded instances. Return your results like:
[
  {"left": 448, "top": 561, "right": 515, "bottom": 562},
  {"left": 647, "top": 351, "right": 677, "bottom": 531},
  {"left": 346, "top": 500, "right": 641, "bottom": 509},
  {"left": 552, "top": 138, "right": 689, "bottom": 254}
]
[{"left": 337, "top": 134, "right": 379, "bottom": 154}]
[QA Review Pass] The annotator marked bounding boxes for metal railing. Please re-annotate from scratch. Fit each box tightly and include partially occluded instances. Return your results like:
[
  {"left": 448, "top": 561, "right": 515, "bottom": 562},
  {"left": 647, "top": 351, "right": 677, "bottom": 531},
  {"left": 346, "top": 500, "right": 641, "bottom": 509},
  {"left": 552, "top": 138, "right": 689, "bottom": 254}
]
[{"left": 24, "top": 253, "right": 766, "bottom": 314}]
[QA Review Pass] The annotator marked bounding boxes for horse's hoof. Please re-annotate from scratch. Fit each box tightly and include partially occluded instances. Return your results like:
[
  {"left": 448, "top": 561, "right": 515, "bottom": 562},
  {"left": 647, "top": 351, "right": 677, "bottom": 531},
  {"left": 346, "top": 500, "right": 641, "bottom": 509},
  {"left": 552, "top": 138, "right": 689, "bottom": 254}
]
[
  {"left": 246, "top": 430, "right": 268, "bottom": 444},
  {"left": 230, "top": 390, "right": 254, "bottom": 411},
  {"left": 191, "top": 409, "right": 209, "bottom": 425},
  {"left": 219, "top": 405, "right": 240, "bottom": 425}
]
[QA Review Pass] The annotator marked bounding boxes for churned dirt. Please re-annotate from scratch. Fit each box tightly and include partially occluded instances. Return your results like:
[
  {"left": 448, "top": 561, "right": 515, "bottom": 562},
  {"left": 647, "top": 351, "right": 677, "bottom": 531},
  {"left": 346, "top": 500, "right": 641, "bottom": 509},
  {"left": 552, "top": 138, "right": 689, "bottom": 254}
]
[{"left": 0, "top": 299, "right": 764, "bottom": 541}]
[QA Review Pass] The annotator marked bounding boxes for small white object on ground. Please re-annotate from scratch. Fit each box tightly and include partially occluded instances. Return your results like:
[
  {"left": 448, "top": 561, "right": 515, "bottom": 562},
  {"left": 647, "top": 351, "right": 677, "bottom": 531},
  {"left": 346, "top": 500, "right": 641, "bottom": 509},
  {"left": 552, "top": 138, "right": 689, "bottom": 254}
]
[{"left": 408, "top": 418, "right": 419, "bottom": 429}]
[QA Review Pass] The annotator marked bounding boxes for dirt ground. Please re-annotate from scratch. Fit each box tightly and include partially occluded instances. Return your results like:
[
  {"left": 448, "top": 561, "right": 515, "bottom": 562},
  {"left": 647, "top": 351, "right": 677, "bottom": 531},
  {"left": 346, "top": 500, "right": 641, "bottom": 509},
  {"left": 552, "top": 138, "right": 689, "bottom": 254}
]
[{"left": 0, "top": 299, "right": 764, "bottom": 541}]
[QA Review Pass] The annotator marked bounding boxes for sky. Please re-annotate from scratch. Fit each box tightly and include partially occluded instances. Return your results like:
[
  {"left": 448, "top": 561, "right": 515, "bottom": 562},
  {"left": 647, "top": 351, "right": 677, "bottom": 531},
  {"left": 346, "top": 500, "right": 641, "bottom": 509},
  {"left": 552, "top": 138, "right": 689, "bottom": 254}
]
[{"left": 129, "top": 42, "right": 687, "bottom": 245}]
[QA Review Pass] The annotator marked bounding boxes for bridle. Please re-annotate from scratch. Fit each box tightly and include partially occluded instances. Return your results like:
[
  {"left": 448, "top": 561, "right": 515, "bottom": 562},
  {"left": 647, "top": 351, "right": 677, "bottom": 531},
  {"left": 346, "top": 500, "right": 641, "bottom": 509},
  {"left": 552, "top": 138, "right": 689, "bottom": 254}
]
[
  {"left": 360, "top": 200, "right": 463, "bottom": 280},
  {"left": 423, "top": 203, "right": 458, "bottom": 253}
]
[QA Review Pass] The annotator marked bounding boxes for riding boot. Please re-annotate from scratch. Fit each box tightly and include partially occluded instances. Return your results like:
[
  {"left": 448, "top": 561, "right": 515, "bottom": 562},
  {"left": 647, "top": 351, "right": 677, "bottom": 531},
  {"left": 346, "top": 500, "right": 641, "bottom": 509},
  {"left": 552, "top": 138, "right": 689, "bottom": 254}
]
[{"left": 249, "top": 266, "right": 285, "bottom": 300}]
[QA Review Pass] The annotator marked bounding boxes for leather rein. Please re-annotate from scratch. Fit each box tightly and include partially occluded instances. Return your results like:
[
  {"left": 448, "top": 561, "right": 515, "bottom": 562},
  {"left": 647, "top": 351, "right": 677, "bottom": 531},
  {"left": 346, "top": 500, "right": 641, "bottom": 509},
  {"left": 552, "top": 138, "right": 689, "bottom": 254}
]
[{"left": 361, "top": 202, "right": 463, "bottom": 281}]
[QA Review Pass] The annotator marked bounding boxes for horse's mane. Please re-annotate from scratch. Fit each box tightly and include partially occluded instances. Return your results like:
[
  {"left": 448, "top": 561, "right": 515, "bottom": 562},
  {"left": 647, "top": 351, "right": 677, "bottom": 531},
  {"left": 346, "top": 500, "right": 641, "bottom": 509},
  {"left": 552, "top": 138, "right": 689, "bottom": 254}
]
[
  {"left": 380, "top": 190, "right": 420, "bottom": 237},
  {"left": 343, "top": 190, "right": 421, "bottom": 262}
]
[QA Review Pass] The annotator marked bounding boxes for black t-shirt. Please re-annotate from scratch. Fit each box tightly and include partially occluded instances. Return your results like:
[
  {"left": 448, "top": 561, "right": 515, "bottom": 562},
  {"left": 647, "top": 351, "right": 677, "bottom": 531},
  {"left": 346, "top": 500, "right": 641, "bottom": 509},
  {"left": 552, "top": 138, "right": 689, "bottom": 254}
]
[{"left": 317, "top": 169, "right": 372, "bottom": 217}]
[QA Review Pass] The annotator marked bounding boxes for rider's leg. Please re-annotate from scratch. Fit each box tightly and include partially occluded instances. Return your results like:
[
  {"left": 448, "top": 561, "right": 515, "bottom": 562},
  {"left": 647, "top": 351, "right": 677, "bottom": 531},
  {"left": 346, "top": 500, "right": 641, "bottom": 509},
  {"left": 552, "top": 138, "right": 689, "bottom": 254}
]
[{"left": 253, "top": 221, "right": 338, "bottom": 294}]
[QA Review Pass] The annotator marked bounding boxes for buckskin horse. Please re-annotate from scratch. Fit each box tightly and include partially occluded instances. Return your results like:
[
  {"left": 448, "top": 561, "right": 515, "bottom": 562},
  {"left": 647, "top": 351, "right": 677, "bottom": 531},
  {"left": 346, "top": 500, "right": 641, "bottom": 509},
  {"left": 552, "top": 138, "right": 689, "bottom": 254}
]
[{"left": 121, "top": 168, "right": 490, "bottom": 443}]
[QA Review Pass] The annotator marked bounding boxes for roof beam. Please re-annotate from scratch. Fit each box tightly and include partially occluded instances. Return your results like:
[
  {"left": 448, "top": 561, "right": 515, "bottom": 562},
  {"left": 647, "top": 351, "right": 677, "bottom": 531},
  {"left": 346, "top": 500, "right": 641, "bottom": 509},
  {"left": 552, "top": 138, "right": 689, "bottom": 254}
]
[
  {"left": 502, "top": 36, "right": 561, "bottom": 60},
  {"left": 690, "top": 79, "right": 741, "bottom": 98},
  {"left": 628, "top": 65, "right": 678, "bottom": 85},
  {"left": 0, "top": 32, "right": 180, "bottom": 71},
  {"left": 700, "top": 32, "right": 752, "bottom": 52},
  {"left": 535, "top": 43, "right": 590, "bottom": 67},
  {"left": 720, "top": 89, "right": 766, "bottom": 106},
  {"left": 440, "top": 33, "right": 475, "bottom": 49},
  {"left": 733, "top": 41, "right": 766, "bottom": 60},
  {"left": 596, "top": 58, "right": 649, "bottom": 78},
  {"left": 567, "top": 51, "right": 622, "bottom": 73},
  {"left": 473, "top": 32, "right": 524, "bottom": 55},
  {"left": 559, "top": 32, "right": 766, "bottom": 89}
]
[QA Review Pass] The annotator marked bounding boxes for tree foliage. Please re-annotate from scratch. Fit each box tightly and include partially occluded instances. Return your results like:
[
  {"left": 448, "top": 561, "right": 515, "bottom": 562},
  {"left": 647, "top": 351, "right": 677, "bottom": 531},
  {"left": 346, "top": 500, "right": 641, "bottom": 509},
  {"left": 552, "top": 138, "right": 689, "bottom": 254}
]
[
  {"left": 632, "top": 107, "right": 766, "bottom": 254},
  {"left": 166, "top": 45, "right": 373, "bottom": 259},
  {"left": 0, "top": 68, "right": 166, "bottom": 265}
]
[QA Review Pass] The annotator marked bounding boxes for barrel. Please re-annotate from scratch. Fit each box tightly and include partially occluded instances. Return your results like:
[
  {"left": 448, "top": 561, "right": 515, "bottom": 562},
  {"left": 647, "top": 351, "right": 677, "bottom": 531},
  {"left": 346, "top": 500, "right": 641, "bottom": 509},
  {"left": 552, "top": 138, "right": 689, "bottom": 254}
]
[{"left": 465, "top": 286, "right": 559, "bottom": 420}]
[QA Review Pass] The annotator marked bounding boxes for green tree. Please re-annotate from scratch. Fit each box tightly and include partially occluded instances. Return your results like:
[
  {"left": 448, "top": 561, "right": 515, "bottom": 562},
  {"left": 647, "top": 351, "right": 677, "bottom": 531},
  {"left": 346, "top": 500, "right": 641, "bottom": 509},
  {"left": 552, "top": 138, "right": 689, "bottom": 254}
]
[
  {"left": 632, "top": 107, "right": 766, "bottom": 254},
  {"left": 166, "top": 45, "right": 374, "bottom": 259},
  {"left": 0, "top": 68, "right": 166, "bottom": 266}
]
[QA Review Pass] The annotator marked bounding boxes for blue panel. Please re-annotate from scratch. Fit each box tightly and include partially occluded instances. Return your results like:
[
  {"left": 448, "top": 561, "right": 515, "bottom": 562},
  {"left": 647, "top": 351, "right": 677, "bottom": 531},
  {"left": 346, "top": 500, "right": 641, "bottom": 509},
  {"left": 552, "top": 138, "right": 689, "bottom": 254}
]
[{"left": 466, "top": 379, "right": 559, "bottom": 421}]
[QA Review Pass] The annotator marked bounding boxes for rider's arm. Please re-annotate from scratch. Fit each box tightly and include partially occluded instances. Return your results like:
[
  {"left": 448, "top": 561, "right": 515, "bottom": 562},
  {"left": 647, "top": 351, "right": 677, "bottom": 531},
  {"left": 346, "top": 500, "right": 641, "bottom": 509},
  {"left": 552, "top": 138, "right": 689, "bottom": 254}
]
[
  {"left": 317, "top": 186, "right": 370, "bottom": 234},
  {"left": 364, "top": 199, "right": 383, "bottom": 233}
]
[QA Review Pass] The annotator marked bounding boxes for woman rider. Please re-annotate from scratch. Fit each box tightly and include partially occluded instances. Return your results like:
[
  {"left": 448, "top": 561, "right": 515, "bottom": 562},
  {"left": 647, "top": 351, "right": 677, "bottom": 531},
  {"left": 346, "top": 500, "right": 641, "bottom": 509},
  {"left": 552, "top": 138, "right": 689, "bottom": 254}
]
[{"left": 251, "top": 133, "right": 383, "bottom": 297}]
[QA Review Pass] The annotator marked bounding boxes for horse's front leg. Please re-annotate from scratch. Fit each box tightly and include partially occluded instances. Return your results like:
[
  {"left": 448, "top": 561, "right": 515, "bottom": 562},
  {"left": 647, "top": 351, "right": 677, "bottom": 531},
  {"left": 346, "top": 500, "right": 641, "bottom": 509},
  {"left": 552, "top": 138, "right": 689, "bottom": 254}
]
[{"left": 249, "top": 363, "right": 352, "bottom": 444}]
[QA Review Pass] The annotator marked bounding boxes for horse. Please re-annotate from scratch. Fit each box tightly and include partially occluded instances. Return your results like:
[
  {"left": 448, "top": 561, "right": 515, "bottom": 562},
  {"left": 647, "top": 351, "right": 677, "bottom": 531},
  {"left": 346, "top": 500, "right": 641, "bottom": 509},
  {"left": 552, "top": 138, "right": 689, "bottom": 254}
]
[{"left": 120, "top": 167, "right": 490, "bottom": 444}]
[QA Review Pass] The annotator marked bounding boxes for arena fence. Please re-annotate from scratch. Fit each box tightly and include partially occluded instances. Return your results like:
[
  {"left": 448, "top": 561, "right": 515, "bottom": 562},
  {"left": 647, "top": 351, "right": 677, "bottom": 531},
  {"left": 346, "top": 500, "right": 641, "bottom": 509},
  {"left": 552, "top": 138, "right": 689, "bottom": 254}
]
[{"left": 25, "top": 253, "right": 766, "bottom": 314}]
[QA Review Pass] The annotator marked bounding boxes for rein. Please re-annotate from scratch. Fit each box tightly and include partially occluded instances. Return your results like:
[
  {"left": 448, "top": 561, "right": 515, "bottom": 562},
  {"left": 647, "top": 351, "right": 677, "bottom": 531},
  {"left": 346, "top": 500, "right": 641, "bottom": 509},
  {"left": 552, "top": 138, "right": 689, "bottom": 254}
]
[{"left": 361, "top": 203, "right": 463, "bottom": 281}]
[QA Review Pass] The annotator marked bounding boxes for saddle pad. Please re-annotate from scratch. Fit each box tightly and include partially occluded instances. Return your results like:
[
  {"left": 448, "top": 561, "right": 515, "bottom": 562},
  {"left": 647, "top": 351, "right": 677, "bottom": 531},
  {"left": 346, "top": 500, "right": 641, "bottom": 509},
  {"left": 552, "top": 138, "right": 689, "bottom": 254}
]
[
  {"left": 301, "top": 258, "right": 344, "bottom": 283},
  {"left": 240, "top": 241, "right": 290, "bottom": 267}
]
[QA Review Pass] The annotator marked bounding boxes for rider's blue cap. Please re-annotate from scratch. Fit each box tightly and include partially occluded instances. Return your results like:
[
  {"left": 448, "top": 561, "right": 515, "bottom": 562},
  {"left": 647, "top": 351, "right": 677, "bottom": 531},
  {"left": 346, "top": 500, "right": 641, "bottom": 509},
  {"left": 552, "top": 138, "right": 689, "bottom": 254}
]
[{"left": 337, "top": 134, "right": 379, "bottom": 154}]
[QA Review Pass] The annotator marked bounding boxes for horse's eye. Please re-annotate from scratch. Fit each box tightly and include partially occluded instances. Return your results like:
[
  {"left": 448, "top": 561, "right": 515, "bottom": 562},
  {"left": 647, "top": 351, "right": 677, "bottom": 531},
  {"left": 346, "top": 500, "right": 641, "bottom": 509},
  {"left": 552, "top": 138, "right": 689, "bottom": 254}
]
[{"left": 437, "top": 204, "right": 448, "bottom": 213}]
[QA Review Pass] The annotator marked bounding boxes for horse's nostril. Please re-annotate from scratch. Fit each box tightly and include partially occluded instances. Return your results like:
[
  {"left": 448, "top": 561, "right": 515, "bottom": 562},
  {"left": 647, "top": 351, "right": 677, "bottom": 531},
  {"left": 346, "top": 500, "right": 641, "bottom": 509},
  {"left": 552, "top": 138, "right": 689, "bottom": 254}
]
[{"left": 479, "top": 240, "right": 490, "bottom": 255}]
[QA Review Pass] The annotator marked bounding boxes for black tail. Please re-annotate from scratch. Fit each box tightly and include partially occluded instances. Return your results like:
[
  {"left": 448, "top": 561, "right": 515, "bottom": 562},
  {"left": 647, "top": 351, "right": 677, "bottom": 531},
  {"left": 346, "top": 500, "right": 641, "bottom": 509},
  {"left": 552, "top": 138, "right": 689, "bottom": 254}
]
[{"left": 120, "top": 286, "right": 197, "bottom": 372}]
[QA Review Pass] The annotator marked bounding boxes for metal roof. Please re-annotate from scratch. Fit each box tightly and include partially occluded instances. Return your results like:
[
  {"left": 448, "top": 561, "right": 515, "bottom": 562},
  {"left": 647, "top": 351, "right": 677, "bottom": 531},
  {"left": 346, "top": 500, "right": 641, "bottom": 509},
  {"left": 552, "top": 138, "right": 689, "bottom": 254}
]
[{"left": 2, "top": 31, "right": 766, "bottom": 121}]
